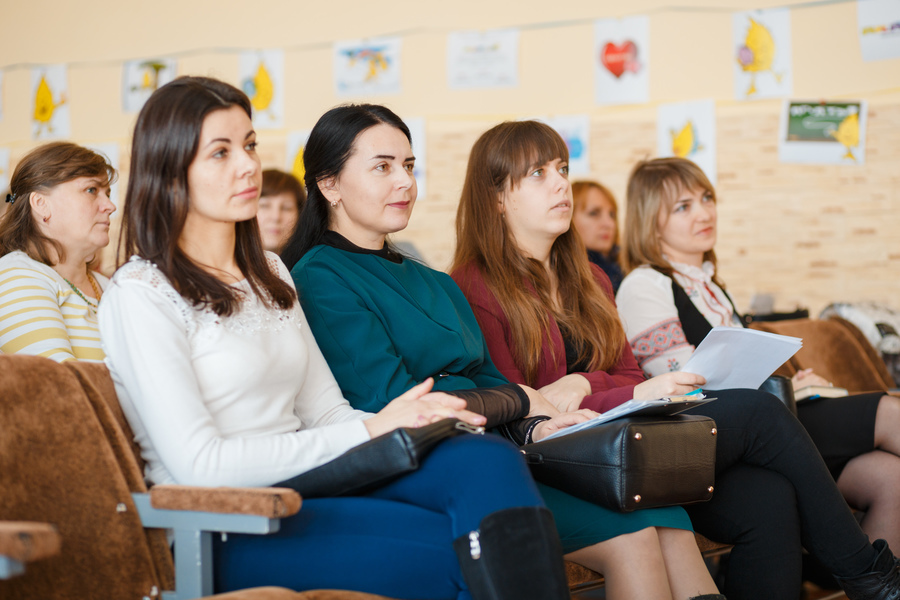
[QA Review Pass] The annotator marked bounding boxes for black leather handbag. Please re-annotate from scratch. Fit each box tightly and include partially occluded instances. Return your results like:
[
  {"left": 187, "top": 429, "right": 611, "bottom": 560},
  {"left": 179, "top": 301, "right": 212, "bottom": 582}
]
[
  {"left": 277, "top": 418, "right": 484, "bottom": 498},
  {"left": 520, "top": 414, "right": 717, "bottom": 512}
]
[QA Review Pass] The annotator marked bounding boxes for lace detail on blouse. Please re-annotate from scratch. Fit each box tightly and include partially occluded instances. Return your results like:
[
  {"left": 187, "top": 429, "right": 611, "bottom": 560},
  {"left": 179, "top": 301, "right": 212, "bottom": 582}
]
[{"left": 112, "top": 255, "right": 303, "bottom": 340}]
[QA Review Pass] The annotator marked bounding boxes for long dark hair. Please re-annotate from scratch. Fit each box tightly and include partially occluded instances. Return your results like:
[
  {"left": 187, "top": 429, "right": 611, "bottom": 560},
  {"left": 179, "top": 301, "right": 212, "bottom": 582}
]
[
  {"left": 451, "top": 121, "right": 625, "bottom": 384},
  {"left": 0, "top": 142, "right": 115, "bottom": 265},
  {"left": 280, "top": 104, "right": 411, "bottom": 270},
  {"left": 121, "top": 76, "right": 295, "bottom": 316}
]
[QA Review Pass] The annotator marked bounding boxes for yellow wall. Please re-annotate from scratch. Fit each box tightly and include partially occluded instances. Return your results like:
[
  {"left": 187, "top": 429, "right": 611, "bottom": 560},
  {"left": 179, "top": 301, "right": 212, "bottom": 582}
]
[{"left": 1, "top": 0, "right": 899, "bottom": 314}]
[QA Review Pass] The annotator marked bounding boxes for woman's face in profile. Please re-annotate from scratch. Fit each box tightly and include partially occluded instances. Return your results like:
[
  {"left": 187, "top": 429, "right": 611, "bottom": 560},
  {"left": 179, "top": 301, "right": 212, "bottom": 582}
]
[
  {"left": 186, "top": 106, "right": 262, "bottom": 229},
  {"left": 499, "top": 158, "right": 572, "bottom": 249},
  {"left": 325, "top": 124, "right": 417, "bottom": 248},
  {"left": 572, "top": 187, "right": 617, "bottom": 256},
  {"left": 39, "top": 175, "right": 115, "bottom": 257}
]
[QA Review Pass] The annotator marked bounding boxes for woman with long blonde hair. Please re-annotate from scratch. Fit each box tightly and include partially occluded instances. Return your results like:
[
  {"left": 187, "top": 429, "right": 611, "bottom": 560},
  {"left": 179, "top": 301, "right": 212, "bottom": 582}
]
[{"left": 618, "top": 156, "right": 900, "bottom": 596}]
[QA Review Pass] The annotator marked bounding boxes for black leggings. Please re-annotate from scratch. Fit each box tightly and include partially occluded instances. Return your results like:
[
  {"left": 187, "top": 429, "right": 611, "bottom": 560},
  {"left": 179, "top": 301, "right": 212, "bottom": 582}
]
[{"left": 685, "top": 389, "right": 876, "bottom": 600}]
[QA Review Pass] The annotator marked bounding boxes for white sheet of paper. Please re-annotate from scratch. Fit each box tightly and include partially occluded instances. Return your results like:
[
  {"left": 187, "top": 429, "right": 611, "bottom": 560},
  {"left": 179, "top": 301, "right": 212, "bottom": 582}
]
[
  {"left": 656, "top": 99, "right": 717, "bottom": 185},
  {"left": 540, "top": 394, "right": 712, "bottom": 442},
  {"left": 857, "top": 0, "right": 900, "bottom": 62},
  {"left": 447, "top": 29, "right": 519, "bottom": 90},
  {"left": 681, "top": 326, "right": 802, "bottom": 390}
]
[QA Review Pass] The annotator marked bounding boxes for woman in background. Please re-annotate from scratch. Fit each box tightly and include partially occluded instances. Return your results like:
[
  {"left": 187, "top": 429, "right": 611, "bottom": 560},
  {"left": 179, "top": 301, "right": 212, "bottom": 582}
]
[
  {"left": 258, "top": 168, "right": 304, "bottom": 254},
  {"left": 100, "top": 76, "right": 568, "bottom": 600},
  {"left": 0, "top": 142, "right": 116, "bottom": 361},
  {"left": 571, "top": 180, "right": 624, "bottom": 292},
  {"left": 618, "top": 155, "right": 900, "bottom": 559},
  {"left": 449, "top": 120, "right": 900, "bottom": 600}
]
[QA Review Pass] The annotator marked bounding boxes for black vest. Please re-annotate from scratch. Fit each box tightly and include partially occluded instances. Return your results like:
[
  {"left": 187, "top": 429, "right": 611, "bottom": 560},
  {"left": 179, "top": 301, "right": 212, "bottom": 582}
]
[{"left": 659, "top": 269, "right": 743, "bottom": 347}]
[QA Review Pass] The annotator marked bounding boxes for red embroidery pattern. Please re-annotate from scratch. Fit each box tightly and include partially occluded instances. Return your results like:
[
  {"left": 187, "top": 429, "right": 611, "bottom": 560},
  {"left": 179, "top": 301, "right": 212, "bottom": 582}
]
[{"left": 631, "top": 319, "right": 690, "bottom": 367}]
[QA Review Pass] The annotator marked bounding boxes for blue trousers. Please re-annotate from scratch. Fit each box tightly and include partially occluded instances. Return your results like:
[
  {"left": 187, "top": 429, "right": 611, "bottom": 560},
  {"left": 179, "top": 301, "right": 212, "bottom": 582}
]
[{"left": 213, "top": 434, "right": 545, "bottom": 600}]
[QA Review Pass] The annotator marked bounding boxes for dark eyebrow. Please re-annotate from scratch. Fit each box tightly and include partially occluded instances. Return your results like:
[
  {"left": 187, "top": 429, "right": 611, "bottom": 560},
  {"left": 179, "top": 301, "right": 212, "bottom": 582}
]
[
  {"left": 204, "top": 137, "right": 231, "bottom": 149},
  {"left": 370, "top": 154, "right": 416, "bottom": 162}
]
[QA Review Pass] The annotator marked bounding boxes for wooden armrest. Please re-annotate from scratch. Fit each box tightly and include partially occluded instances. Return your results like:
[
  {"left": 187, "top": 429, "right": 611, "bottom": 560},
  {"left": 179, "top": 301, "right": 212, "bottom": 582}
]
[
  {"left": 149, "top": 485, "right": 301, "bottom": 518},
  {"left": 0, "top": 522, "right": 61, "bottom": 563}
]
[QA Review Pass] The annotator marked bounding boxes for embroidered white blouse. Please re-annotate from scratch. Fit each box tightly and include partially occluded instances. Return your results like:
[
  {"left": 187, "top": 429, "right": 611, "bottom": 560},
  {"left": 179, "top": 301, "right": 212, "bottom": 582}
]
[
  {"left": 616, "top": 262, "right": 742, "bottom": 377},
  {"left": 98, "top": 253, "right": 370, "bottom": 487}
]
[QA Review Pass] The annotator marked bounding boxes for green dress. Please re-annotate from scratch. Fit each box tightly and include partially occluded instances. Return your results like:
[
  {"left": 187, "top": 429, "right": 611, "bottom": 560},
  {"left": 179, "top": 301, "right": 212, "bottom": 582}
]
[{"left": 291, "top": 233, "right": 692, "bottom": 553}]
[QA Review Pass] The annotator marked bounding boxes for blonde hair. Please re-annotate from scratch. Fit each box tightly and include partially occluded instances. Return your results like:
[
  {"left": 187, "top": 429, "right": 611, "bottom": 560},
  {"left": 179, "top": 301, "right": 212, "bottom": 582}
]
[{"left": 623, "top": 157, "right": 722, "bottom": 286}]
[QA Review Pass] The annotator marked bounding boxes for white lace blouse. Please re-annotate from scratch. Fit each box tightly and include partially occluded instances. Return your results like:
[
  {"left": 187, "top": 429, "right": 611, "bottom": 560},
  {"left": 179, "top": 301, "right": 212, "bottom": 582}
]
[{"left": 98, "top": 253, "right": 370, "bottom": 487}]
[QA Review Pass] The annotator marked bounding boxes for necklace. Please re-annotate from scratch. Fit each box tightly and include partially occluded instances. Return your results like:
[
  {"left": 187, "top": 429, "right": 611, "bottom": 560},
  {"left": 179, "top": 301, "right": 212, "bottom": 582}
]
[{"left": 62, "top": 272, "right": 102, "bottom": 310}]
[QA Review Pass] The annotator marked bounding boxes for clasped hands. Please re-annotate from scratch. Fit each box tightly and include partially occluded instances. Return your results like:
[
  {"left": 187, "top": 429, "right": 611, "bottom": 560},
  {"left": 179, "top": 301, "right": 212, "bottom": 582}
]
[{"left": 364, "top": 378, "right": 486, "bottom": 438}]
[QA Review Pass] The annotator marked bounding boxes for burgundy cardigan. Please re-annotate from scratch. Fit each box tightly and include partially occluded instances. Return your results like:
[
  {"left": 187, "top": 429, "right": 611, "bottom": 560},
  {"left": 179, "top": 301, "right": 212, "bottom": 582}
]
[{"left": 451, "top": 262, "right": 645, "bottom": 413}]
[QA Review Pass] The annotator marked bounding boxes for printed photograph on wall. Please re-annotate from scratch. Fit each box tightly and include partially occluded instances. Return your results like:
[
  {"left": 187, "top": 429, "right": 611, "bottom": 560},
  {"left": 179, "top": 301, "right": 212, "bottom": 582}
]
[
  {"left": 594, "top": 15, "right": 649, "bottom": 105},
  {"left": 405, "top": 117, "right": 427, "bottom": 200},
  {"left": 778, "top": 100, "right": 867, "bottom": 165},
  {"left": 122, "top": 58, "right": 177, "bottom": 113},
  {"left": 542, "top": 115, "right": 591, "bottom": 176},
  {"left": 31, "top": 65, "right": 70, "bottom": 140},
  {"left": 285, "top": 130, "right": 312, "bottom": 185},
  {"left": 86, "top": 143, "right": 121, "bottom": 208},
  {"left": 334, "top": 37, "right": 402, "bottom": 97},
  {"left": 857, "top": 0, "right": 900, "bottom": 61},
  {"left": 446, "top": 29, "right": 519, "bottom": 90},
  {"left": 240, "top": 50, "right": 285, "bottom": 130},
  {"left": 733, "top": 8, "right": 792, "bottom": 100},
  {"left": 0, "top": 148, "right": 10, "bottom": 193},
  {"left": 657, "top": 99, "right": 717, "bottom": 184}
]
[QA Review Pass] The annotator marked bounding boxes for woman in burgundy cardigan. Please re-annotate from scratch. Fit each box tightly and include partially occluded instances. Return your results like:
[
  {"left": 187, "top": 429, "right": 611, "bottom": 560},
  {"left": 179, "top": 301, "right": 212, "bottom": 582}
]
[{"left": 449, "top": 119, "right": 900, "bottom": 600}]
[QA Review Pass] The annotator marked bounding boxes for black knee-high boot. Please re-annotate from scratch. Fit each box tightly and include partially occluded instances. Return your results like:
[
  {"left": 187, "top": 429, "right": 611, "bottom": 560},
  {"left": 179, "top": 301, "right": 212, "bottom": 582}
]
[
  {"left": 453, "top": 506, "right": 570, "bottom": 600},
  {"left": 835, "top": 539, "right": 900, "bottom": 600}
]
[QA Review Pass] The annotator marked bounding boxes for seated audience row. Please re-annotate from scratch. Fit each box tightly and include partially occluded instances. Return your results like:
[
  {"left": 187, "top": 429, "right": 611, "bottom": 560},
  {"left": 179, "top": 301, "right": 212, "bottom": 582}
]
[{"left": 1, "top": 76, "right": 898, "bottom": 600}]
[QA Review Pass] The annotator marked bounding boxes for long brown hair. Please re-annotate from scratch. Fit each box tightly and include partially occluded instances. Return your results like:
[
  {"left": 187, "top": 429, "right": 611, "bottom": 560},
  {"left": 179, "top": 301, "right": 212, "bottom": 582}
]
[
  {"left": 451, "top": 121, "right": 625, "bottom": 384},
  {"left": 0, "top": 142, "right": 115, "bottom": 265},
  {"left": 122, "top": 76, "right": 295, "bottom": 316},
  {"left": 623, "top": 157, "right": 723, "bottom": 286}
]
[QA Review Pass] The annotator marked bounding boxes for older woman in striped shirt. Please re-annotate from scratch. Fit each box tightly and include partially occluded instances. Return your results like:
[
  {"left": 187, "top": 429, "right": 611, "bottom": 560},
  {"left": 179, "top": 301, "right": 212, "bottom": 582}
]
[{"left": 0, "top": 142, "right": 116, "bottom": 362}]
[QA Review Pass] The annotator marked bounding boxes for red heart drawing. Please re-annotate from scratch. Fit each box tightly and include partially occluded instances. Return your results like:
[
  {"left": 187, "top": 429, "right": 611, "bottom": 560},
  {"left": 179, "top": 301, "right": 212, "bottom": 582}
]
[{"left": 601, "top": 41, "right": 639, "bottom": 78}]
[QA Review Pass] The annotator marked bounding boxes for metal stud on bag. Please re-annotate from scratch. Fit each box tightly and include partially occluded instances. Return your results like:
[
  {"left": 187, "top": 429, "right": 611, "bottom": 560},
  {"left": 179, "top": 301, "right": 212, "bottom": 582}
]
[
  {"left": 634, "top": 432, "right": 642, "bottom": 440},
  {"left": 634, "top": 494, "right": 642, "bottom": 503},
  {"left": 468, "top": 531, "right": 482, "bottom": 559}
]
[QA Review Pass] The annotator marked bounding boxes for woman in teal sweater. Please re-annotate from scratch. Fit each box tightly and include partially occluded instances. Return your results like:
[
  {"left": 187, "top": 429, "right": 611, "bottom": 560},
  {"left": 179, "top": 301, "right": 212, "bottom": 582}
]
[{"left": 283, "top": 103, "right": 725, "bottom": 600}]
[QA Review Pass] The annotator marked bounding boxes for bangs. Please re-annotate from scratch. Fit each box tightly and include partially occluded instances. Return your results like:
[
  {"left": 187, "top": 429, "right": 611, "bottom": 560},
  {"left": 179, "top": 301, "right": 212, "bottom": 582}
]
[
  {"left": 503, "top": 121, "right": 570, "bottom": 186},
  {"left": 659, "top": 165, "right": 714, "bottom": 208}
]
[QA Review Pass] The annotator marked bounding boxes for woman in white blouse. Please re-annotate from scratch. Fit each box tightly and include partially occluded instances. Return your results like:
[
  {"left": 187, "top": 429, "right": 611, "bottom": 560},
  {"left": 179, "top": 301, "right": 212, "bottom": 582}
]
[
  {"left": 98, "top": 76, "right": 569, "bottom": 600},
  {"left": 617, "top": 156, "right": 900, "bottom": 570},
  {"left": 0, "top": 142, "right": 116, "bottom": 361}
]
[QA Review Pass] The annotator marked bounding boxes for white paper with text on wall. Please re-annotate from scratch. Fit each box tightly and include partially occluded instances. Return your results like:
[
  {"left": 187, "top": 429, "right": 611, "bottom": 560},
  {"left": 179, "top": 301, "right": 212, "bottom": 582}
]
[{"left": 680, "top": 326, "right": 802, "bottom": 390}]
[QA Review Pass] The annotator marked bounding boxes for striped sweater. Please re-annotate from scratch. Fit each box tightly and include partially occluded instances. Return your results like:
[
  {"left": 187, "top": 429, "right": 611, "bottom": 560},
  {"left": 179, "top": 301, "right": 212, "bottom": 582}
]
[{"left": 0, "top": 251, "right": 108, "bottom": 362}]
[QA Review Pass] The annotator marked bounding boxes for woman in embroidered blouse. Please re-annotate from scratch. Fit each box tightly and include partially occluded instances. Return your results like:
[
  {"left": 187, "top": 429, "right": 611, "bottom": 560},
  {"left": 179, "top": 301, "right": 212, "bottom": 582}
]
[
  {"left": 0, "top": 142, "right": 116, "bottom": 362},
  {"left": 617, "top": 156, "right": 900, "bottom": 556},
  {"left": 571, "top": 180, "right": 624, "bottom": 293},
  {"left": 98, "top": 76, "right": 570, "bottom": 600},
  {"left": 448, "top": 121, "right": 900, "bottom": 600}
]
